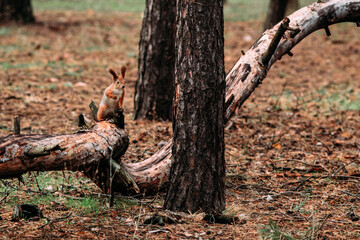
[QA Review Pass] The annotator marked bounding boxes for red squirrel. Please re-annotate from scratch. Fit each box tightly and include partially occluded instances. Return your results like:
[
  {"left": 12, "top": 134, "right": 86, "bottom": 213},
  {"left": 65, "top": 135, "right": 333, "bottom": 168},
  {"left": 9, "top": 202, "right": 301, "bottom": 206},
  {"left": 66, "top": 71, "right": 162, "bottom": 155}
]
[{"left": 97, "top": 66, "right": 126, "bottom": 121}]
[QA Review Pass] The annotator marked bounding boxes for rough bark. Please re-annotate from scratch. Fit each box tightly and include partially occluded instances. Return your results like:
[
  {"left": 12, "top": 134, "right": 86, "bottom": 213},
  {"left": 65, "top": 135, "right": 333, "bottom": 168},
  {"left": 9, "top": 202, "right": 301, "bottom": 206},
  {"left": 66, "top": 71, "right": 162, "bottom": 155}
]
[
  {"left": 0, "top": 0, "right": 35, "bottom": 23},
  {"left": 0, "top": 0, "right": 359, "bottom": 195},
  {"left": 164, "top": 0, "right": 225, "bottom": 213},
  {"left": 133, "top": 0, "right": 176, "bottom": 120},
  {"left": 0, "top": 121, "right": 134, "bottom": 194},
  {"left": 264, "top": 0, "right": 288, "bottom": 30}
]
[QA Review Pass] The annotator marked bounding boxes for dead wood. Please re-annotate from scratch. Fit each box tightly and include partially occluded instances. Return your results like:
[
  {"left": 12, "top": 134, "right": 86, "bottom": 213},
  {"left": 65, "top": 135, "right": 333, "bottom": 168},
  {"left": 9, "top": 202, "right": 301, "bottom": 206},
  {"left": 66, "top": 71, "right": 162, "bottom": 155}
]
[
  {"left": 1, "top": 0, "right": 360, "bottom": 195},
  {"left": 0, "top": 121, "right": 130, "bottom": 193},
  {"left": 129, "top": 0, "right": 360, "bottom": 194}
]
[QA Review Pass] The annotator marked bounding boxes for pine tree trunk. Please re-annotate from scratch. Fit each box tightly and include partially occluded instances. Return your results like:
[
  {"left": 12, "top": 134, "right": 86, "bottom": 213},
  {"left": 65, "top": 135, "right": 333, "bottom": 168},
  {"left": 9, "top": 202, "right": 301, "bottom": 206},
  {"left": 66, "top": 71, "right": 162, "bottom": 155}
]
[
  {"left": 133, "top": 0, "right": 176, "bottom": 120},
  {"left": 0, "top": 0, "right": 35, "bottom": 23},
  {"left": 164, "top": 0, "right": 226, "bottom": 214},
  {"left": 263, "top": 0, "right": 288, "bottom": 30}
]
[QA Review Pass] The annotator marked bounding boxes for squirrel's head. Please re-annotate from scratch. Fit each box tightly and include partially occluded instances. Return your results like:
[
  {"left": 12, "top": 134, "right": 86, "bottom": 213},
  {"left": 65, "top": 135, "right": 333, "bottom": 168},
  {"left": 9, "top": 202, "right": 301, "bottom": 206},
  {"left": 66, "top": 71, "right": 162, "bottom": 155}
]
[{"left": 109, "top": 66, "right": 126, "bottom": 89}]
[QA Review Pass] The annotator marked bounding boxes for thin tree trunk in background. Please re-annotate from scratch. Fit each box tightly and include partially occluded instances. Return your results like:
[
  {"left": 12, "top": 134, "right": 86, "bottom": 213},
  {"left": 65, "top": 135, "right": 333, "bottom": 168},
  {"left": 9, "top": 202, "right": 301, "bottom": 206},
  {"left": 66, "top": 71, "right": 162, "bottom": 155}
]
[
  {"left": 0, "top": 0, "right": 35, "bottom": 23},
  {"left": 164, "top": 0, "right": 226, "bottom": 213},
  {"left": 263, "top": 0, "right": 288, "bottom": 30},
  {"left": 133, "top": 0, "right": 176, "bottom": 121},
  {"left": 286, "top": 0, "right": 299, "bottom": 15}
]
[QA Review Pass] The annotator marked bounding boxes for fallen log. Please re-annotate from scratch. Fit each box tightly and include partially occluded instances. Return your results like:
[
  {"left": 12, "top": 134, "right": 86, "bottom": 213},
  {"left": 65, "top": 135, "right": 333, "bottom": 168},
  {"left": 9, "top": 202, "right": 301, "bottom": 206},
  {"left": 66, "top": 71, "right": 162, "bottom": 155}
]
[
  {"left": 1, "top": 0, "right": 359, "bottom": 194},
  {"left": 0, "top": 118, "right": 132, "bottom": 194}
]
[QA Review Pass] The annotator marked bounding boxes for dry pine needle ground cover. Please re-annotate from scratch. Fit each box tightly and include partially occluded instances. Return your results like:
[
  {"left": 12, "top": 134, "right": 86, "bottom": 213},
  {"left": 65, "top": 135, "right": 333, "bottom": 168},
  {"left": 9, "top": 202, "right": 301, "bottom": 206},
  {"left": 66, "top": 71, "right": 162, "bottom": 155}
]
[{"left": 0, "top": 11, "right": 360, "bottom": 239}]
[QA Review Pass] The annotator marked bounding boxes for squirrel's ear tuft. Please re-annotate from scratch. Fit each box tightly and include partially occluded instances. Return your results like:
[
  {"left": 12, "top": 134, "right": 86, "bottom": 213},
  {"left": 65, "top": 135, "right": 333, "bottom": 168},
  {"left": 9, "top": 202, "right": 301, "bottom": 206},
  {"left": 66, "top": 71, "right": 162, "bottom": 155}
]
[
  {"left": 120, "top": 66, "right": 126, "bottom": 79},
  {"left": 109, "top": 68, "right": 118, "bottom": 81}
]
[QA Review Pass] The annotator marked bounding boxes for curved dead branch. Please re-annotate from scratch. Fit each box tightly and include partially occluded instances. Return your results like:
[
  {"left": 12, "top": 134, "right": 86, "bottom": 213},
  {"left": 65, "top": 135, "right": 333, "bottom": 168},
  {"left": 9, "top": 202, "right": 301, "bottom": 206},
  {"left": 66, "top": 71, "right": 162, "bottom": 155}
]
[{"left": 122, "top": 0, "right": 360, "bottom": 193}]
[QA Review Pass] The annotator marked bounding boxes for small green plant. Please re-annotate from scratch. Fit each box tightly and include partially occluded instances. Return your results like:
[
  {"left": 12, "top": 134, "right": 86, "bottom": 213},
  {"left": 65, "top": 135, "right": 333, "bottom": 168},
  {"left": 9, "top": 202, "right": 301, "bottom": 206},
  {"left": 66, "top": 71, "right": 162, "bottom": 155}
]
[
  {"left": 64, "top": 71, "right": 80, "bottom": 77},
  {"left": 48, "top": 82, "right": 57, "bottom": 91},
  {"left": 293, "top": 194, "right": 309, "bottom": 213},
  {"left": 0, "top": 62, "right": 28, "bottom": 69},
  {"left": 0, "top": 27, "right": 12, "bottom": 36},
  {"left": 29, "top": 194, "right": 56, "bottom": 205},
  {"left": 63, "top": 82, "right": 73, "bottom": 87},
  {"left": 259, "top": 195, "right": 324, "bottom": 240},
  {"left": 66, "top": 196, "right": 102, "bottom": 215},
  {"left": 301, "top": 220, "right": 318, "bottom": 240},
  {"left": 259, "top": 218, "right": 296, "bottom": 240},
  {"left": 46, "top": 60, "right": 65, "bottom": 69},
  {"left": 0, "top": 180, "right": 14, "bottom": 203},
  {"left": 114, "top": 197, "right": 137, "bottom": 210},
  {"left": 0, "top": 44, "right": 22, "bottom": 53}
]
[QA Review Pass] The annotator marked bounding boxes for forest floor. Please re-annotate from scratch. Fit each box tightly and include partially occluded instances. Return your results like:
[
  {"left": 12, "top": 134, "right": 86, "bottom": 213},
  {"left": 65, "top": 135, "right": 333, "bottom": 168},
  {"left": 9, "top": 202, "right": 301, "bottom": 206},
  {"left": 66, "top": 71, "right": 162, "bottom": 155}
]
[{"left": 0, "top": 10, "right": 360, "bottom": 239}]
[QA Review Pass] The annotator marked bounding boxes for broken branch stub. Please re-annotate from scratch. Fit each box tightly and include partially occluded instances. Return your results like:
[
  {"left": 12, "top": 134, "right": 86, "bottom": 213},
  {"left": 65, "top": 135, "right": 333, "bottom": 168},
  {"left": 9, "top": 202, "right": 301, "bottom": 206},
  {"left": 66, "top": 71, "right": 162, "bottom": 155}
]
[
  {"left": 262, "top": 17, "right": 290, "bottom": 66},
  {"left": 13, "top": 115, "right": 20, "bottom": 135}
]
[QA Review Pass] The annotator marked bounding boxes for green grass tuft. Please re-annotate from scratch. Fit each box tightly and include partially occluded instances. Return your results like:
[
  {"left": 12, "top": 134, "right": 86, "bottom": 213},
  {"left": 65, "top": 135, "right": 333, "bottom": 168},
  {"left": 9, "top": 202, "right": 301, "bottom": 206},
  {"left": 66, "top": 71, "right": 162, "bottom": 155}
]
[
  {"left": 33, "top": 0, "right": 146, "bottom": 12},
  {"left": 32, "top": 0, "right": 319, "bottom": 22},
  {"left": 259, "top": 218, "right": 296, "bottom": 240},
  {"left": 66, "top": 196, "right": 103, "bottom": 215},
  {"left": 0, "top": 27, "right": 12, "bottom": 36}
]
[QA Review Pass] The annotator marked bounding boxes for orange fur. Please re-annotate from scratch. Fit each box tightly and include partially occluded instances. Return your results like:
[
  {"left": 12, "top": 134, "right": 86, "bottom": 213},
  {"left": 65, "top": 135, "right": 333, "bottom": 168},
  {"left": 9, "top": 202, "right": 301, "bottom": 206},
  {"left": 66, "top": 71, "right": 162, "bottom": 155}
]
[
  {"left": 118, "top": 94, "right": 124, "bottom": 108},
  {"left": 97, "top": 66, "right": 126, "bottom": 121},
  {"left": 106, "top": 88, "right": 117, "bottom": 99}
]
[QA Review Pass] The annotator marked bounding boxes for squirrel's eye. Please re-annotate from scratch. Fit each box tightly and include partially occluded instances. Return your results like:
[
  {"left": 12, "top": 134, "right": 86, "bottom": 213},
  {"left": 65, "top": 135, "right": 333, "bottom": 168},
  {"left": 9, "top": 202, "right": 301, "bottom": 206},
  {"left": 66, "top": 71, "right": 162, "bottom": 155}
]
[{"left": 116, "top": 81, "right": 119, "bottom": 84}]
